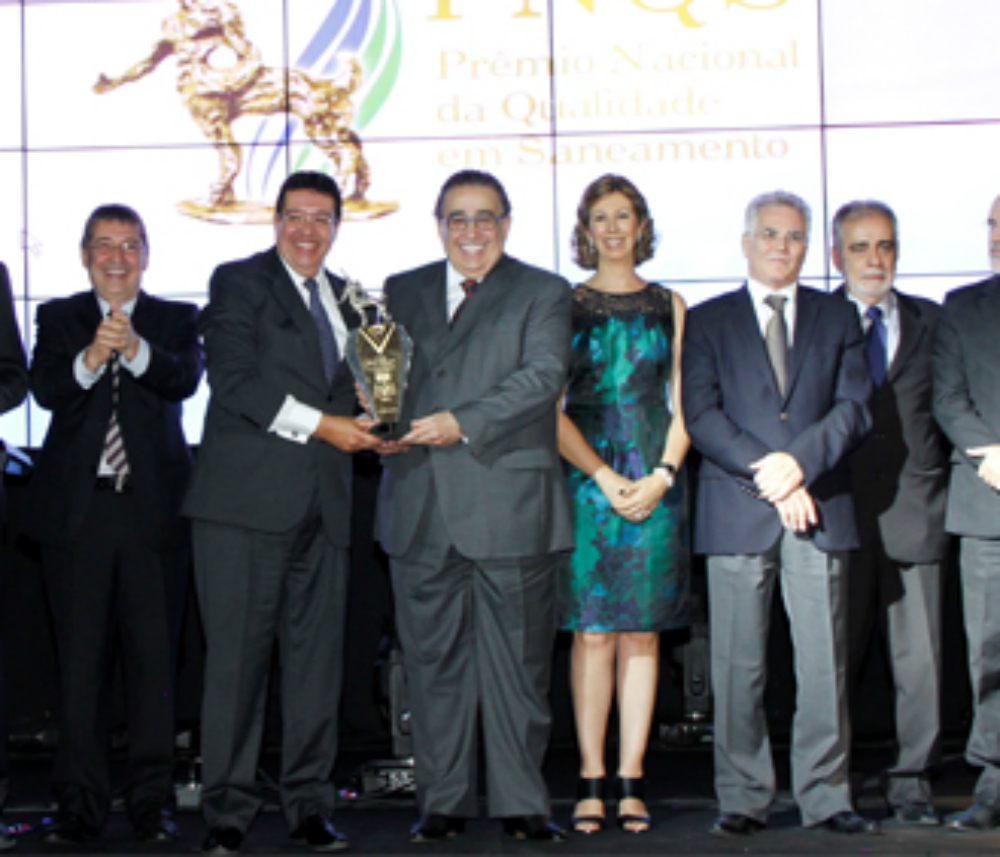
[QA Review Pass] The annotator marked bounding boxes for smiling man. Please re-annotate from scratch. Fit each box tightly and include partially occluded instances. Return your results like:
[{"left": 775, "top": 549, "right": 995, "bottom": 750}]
[
  {"left": 184, "top": 171, "right": 381, "bottom": 855},
  {"left": 832, "top": 201, "right": 949, "bottom": 827},
  {"left": 682, "top": 191, "right": 875, "bottom": 838},
  {"left": 377, "top": 170, "right": 573, "bottom": 843},
  {"left": 29, "top": 204, "right": 203, "bottom": 846}
]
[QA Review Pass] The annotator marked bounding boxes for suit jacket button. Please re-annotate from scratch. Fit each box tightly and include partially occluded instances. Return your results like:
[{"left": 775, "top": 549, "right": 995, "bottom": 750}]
[{"left": 780, "top": 412, "right": 788, "bottom": 420}]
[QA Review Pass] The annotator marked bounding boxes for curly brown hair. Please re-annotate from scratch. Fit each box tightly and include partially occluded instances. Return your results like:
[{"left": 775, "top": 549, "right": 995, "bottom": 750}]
[{"left": 571, "top": 174, "right": 656, "bottom": 270}]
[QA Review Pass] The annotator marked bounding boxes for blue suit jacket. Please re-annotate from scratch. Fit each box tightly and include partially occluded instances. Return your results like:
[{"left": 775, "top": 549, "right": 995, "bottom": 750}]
[{"left": 682, "top": 283, "right": 872, "bottom": 555}]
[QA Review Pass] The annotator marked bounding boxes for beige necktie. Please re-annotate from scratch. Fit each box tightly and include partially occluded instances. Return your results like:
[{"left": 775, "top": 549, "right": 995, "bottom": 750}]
[{"left": 764, "top": 293, "right": 788, "bottom": 395}]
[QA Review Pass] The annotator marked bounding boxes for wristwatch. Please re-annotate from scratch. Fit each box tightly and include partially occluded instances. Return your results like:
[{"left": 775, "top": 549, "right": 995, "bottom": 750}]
[{"left": 653, "top": 462, "right": 677, "bottom": 483}]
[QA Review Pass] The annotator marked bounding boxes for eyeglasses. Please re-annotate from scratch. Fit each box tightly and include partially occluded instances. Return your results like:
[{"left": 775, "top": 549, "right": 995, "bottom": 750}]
[
  {"left": 754, "top": 227, "right": 807, "bottom": 246},
  {"left": 442, "top": 213, "right": 505, "bottom": 233},
  {"left": 282, "top": 211, "right": 336, "bottom": 228},
  {"left": 88, "top": 238, "right": 145, "bottom": 257}
]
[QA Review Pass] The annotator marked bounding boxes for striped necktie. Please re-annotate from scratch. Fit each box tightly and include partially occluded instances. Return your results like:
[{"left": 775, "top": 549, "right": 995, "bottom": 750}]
[{"left": 102, "top": 353, "right": 129, "bottom": 480}]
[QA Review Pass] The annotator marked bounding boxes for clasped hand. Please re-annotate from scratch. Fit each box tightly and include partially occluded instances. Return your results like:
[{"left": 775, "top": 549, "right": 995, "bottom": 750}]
[
  {"left": 593, "top": 467, "right": 666, "bottom": 523},
  {"left": 84, "top": 304, "right": 139, "bottom": 371},
  {"left": 750, "top": 451, "right": 803, "bottom": 503}
]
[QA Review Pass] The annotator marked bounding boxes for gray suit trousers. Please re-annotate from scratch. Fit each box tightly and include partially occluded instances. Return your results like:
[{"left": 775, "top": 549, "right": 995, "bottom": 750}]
[
  {"left": 194, "top": 510, "right": 348, "bottom": 833},
  {"left": 391, "top": 498, "right": 560, "bottom": 818},
  {"left": 708, "top": 533, "right": 853, "bottom": 826},
  {"left": 959, "top": 537, "right": 1000, "bottom": 807},
  {"left": 847, "top": 545, "right": 942, "bottom": 805}
]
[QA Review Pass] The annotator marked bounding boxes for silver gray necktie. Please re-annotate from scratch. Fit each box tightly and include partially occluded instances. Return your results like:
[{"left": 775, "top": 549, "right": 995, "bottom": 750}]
[{"left": 764, "top": 293, "right": 788, "bottom": 395}]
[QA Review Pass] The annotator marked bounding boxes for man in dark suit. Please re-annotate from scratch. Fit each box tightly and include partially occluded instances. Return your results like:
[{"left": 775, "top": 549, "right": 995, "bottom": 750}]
[
  {"left": 832, "top": 200, "right": 949, "bottom": 825},
  {"left": 377, "top": 170, "right": 573, "bottom": 842},
  {"left": 183, "top": 171, "right": 382, "bottom": 855},
  {"left": 0, "top": 262, "right": 28, "bottom": 852},
  {"left": 933, "top": 193, "right": 1000, "bottom": 832},
  {"left": 682, "top": 191, "right": 875, "bottom": 837},
  {"left": 28, "top": 205, "right": 203, "bottom": 845}
]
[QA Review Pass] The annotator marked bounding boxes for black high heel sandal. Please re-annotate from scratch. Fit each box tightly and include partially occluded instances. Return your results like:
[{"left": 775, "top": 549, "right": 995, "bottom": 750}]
[
  {"left": 571, "top": 777, "right": 607, "bottom": 834},
  {"left": 615, "top": 776, "right": 652, "bottom": 833}
]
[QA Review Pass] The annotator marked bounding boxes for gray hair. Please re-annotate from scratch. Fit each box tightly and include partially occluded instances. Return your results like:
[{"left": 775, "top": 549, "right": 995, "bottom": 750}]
[
  {"left": 831, "top": 200, "right": 898, "bottom": 255},
  {"left": 744, "top": 191, "right": 812, "bottom": 241}
]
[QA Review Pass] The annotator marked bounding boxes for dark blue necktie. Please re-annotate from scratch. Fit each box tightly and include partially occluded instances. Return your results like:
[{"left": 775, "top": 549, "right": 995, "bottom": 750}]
[
  {"left": 865, "top": 305, "right": 887, "bottom": 386},
  {"left": 305, "top": 278, "right": 340, "bottom": 383}
]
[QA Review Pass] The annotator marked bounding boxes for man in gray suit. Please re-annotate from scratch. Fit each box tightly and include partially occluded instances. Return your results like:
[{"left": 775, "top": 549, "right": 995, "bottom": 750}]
[
  {"left": 378, "top": 170, "right": 573, "bottom": 843},
  {"left": 833, "top": 201, "right": 948, "bottom": 825},
  {"left": 184, "top": 171, "right": 382, "bottom": 854},
  {"left": 682, "top": 191, "right": 876, "bottom": 837},
  {"left": 933, "top": 193, "right": 1000, "bottom": 832}
]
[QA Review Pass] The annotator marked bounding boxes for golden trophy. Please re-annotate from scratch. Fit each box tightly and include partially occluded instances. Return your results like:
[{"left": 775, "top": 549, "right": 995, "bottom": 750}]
[
  {"left": 341, "top": 277, "right": 412, "bottom": 439},
  {"left": 94, "top": 0, "right": 399, "bottom": 223}
]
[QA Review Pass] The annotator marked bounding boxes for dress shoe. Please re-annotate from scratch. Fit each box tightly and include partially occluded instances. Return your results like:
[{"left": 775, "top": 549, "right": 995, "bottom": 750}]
[
  {"left": 708, "top": 813, "right": 765, "bottom": 837},
  {"left": 890, "top": 802, "right": 940, "bottom": 826},
  {"left": 202, "top": 826, "right": 245, "bottom": 855},
  {"left": 820, "top": 811, "right": 881, "bottom": 834},
  {"left": 409, "top": 814, "right": 465, "bottom": 843},
  {"left": 43, "top": 813, "right": 99, "bottom": 846},
  {"left": 0, "top": 823, "right": 12, "bottom": 852},
  {"left": 289, "top": 815, "right": 348, "bottom": 852},
  {"left": 502, "top": 815, "right": 568, "bottom": 842},
  {"left": 135, "top": 808, "right": 179, "bottom": 843},
  {"left": 946, "top": 803, "right": 1000, "bottom": 832}
]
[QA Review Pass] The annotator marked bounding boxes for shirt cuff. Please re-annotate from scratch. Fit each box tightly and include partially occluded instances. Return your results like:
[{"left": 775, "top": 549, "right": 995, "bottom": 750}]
[
  {"left": 120, "top": 337, "right": 150, "bottom": 377},
  {"left": 74, "top": 350, "right": 106, "bottom": 389},
  {"left": 269, "top": 395, "right": 323, "bottom": 444}
]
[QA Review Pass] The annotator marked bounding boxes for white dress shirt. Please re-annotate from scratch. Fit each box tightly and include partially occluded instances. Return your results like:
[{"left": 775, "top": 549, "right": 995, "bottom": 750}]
[
  {"left": 269, "top": 262, "right": 349, "bottom": 444},
  {"left": 747, "top": 278, "right": 797, "bottom": 347},
  {"left": 846, "top": 288, "right": 900, "bottom": 366}
]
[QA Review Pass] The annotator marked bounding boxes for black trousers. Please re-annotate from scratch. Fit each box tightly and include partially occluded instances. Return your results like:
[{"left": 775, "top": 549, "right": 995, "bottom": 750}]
[{"left": 42, "top": 488, "right": 189, "bottom": 829}]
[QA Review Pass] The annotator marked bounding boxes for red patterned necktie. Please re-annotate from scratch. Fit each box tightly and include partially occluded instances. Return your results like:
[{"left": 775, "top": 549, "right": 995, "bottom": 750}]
[{"left": 450, "top": 278, "right": 478, "bottom": 326}]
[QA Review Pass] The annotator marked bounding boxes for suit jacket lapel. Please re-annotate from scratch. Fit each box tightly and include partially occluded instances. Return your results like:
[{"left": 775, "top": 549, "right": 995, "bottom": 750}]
[
  {"left": 436, "top": 256, "right": 512, "bottom": 363},
  {"left": 407, "top": 262, "right": 453, "bottom": 366},
  {"left": 785, "top": 285, "right": 818, "bottom": 399},
  {"left": 888, "top": 292, "right": 924, "bottom": 382},
  {"left": 264, "top": 249, "right": 333, "bottom": 386},
  {"left": 733, "top": 285, "right": 783, "bottom": 396},
  {"left": 266, "top": 250, "right": 316, "bottom": 340}
]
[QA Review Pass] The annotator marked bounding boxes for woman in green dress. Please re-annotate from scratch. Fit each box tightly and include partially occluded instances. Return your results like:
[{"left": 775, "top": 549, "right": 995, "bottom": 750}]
[{"left": 558, "top": 174, "right": 691, "bottom": 835}]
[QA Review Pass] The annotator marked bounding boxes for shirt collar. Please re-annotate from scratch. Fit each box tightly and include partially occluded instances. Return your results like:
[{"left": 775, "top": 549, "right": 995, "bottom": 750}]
[
  {"left": 279, "top": 255, "right": 328, "bottom": 292},
  {"left": 94, "top": 293, "right": 138, "bottom": 317},
  {"left": 845, "top": 286, "right": 895, "bottom": 320},
  {"left": 446, "top": 261, "right": 482, "bottom": 290},
  {"left": 747, "top": 277, "right": 797, "bottom": 308}
]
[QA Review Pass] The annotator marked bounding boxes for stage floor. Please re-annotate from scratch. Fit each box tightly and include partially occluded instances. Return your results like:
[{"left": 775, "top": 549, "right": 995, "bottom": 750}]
[{"left": 3, "top": 738, "right": 998, "bottom": 855}]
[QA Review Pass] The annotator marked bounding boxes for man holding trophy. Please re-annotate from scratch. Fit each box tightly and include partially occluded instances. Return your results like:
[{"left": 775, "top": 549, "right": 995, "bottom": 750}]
[
  {"left": 185, "top": 171, "right": 382, "bottom": 855},
  {"left": 375, "top": 170, "right": 574, "bottom": 842}
]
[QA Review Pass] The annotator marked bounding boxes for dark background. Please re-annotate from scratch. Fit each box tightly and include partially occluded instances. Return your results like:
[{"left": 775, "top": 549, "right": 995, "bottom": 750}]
[{"left": 0, "top": 452, "right": 974, "bottom": 760}]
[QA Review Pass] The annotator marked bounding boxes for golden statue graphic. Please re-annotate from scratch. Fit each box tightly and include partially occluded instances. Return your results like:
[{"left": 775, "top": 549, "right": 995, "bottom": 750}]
[{"left": 95, "top": 0, "right": 397, "bottom": 222}]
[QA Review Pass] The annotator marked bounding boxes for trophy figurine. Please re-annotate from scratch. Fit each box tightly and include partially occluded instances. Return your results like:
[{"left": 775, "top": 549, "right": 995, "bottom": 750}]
[{"left": 341, "top": 276, "right": 412, "bottom": 439}]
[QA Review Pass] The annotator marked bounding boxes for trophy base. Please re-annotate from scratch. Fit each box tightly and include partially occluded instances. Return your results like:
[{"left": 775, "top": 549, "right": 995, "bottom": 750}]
[
  {"left": 372, "top": 421, "right": 408, "bottom": 441},
  {"left": 177, "top": 198, "right": 399, "bottom": 224},
  {"left": 343, "top": 198, "right": 400, "bottom": 221},
  {"left": 177, "top": 199, "right": 276, "bottom": 224}
]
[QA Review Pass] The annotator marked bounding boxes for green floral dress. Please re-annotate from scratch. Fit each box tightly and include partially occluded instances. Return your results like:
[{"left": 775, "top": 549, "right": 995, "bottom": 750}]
[{"left": 559, "top": 284, "right": 690, "bottom": 632}]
